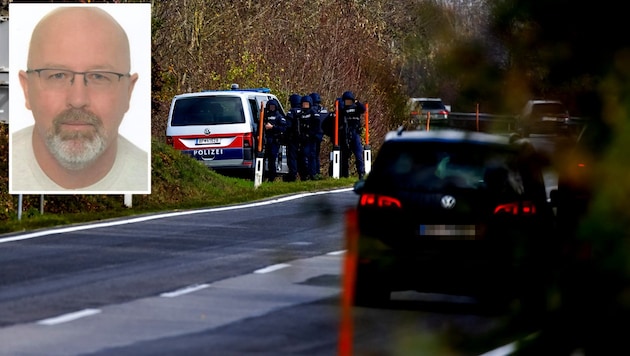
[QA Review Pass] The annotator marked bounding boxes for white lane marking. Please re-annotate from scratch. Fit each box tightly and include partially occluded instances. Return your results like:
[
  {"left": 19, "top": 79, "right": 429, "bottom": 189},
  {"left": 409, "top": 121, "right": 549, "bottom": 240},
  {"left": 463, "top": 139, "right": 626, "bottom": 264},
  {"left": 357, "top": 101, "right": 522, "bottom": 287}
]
[
  {"left": 288, "top": 242, "right": 313, "bottom": 246},
  {"left": 37, "top": 308, "right": 101, "bottom": 326},
  {"left": 478, "top": 342, "right": 515, "bottom": 356},
  {"left": 326, "top": 250, "right": 346, "bottom": 256},
  {"left": 0, "top": 188, "right": 353, "bottom": 244},
  {"left": 160, "top": 284, "right": 211, "bottom": 298},
  {"left": 478, "top": 332, "right": 539, "bottom": 356},
  {"left": 253, "top": 263, "right": 291, "bottom": 274}
]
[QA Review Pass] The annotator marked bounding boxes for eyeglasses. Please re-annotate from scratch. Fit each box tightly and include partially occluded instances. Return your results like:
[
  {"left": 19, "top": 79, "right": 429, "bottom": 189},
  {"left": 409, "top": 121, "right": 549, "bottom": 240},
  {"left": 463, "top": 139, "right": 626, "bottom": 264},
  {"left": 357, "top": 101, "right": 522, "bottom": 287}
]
[{"left": 26, "top": 68, "right": 130, "bottom": 91}]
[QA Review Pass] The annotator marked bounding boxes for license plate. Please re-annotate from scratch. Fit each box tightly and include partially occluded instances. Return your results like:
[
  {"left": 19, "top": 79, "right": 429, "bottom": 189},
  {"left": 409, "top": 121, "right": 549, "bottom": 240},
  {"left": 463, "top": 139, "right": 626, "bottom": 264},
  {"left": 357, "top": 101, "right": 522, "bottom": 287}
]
[
  {"left": 196, "top": 137, "right": 220, "bottom": 145},
  {"left": 541, "top": 116, "right": 563, "bottom": 122},
  {"left": 419, "top": 224, "right": 477, "bottom": 240}
]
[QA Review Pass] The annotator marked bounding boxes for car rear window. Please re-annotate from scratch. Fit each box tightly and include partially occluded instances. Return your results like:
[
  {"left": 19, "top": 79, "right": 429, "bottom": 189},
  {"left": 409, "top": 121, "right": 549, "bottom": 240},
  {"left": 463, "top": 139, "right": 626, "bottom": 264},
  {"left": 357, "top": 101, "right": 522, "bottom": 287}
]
[
  {"left": 368, "top": 141, "right": 534, "bottom": 196},
  {"left": 419, "top": 101, "right": 446, "bottom": 110},
  {"left": 531, "top": 103, "right": 567, "bottom": 116},
  {"left": 171, "top": 96, "right": 245, "bottom": 126}
]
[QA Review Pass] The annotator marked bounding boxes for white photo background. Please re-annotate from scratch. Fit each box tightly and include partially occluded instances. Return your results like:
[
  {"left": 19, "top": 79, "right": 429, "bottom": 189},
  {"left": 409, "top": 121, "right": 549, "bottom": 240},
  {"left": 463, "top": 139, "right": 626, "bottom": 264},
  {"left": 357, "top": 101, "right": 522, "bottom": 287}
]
[{"left": 8, "top": 3, "right": 152, "bottom": 153}]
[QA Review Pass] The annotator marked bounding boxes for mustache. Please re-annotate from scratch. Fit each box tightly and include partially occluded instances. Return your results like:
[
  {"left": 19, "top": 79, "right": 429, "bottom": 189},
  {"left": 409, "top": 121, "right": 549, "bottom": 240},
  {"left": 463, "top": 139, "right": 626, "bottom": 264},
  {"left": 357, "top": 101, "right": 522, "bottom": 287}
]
[{"left": 53, "top": 108, "right": 102, "bottom": 127}]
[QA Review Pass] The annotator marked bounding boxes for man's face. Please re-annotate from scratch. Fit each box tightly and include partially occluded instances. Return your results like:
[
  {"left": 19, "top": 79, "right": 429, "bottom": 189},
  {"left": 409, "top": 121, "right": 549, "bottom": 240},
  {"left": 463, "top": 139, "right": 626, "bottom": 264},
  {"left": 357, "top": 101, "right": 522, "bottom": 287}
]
[
  {"left": 19, "top": 8, "right": 138, "bottom": 170},
  {"left": 344, "top": 99, "right": 354, "bottom": 107}
]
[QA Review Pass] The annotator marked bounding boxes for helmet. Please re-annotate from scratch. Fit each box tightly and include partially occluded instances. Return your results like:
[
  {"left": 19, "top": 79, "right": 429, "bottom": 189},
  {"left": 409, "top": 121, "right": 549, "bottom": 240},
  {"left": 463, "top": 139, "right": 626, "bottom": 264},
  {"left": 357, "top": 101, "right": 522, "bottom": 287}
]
[
  {"left": 342, "top": 91, "right": 355, "bottom": 101},
  {"left": 289, "top": 93, "right": 302, "bottom": 108},
  {"left": 309, "top": 92, "right": 321, "bottom": 104},
  {"left": 301, "top": 95, "right": 313, "bottom": 106},
  {"left": 266, "top": 99, "right": 279, "bottom": 110}
]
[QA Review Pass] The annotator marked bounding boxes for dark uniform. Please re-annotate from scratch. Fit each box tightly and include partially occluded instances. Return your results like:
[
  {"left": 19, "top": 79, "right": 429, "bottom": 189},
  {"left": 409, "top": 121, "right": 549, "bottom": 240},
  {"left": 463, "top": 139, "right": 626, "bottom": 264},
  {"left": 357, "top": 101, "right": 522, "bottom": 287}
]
[
  {"left": 284, "top": 93, "right": 302, "bottom": 182},
  {"left": 338, "top": 91, "right": 365, "bottom": 179},
  {"left": 297, "top": 95, "right": 320, "bottom": 180},
  {"left": 309, "top": 92, "right": 328, "bottom": 179},
  {"left": 263, "top": 99, "right": 287, "bottom": 182}
]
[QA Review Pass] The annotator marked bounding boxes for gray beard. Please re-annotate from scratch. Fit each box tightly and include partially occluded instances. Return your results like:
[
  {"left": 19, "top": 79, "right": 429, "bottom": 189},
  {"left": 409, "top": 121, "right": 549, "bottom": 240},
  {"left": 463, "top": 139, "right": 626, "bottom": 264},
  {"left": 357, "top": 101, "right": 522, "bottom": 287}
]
[{"left": 45, "top": 109, "right": 108, "bottom": 170}]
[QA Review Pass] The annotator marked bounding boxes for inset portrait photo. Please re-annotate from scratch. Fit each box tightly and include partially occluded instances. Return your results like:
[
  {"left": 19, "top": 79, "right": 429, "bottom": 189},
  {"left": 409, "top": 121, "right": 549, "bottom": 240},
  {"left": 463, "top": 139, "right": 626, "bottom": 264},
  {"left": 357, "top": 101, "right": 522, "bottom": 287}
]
[{"left": 8, "top": 3, "right": 151, "bottom": 194}]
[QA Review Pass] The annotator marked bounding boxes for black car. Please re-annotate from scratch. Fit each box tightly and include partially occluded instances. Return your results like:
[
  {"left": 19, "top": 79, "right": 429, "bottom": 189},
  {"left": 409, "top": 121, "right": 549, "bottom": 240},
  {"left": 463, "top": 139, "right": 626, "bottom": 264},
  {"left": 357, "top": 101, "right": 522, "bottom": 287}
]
[{"left": 352, "top": 129, "right": 558, "bottom": 310}]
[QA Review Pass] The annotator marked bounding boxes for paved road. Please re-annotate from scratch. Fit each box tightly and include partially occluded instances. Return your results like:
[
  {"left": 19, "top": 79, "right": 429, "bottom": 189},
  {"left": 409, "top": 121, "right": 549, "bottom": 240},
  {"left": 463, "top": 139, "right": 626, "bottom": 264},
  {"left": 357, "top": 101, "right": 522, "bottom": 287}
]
[
  {"left": 0, "top": 189, "right": 355, "bottom": 355},
  {"left": 0, "top": 133, "right": 568, "bottom": 355},
  {"left": 0, "top": 188, "right": 531, "bottom": 355}
]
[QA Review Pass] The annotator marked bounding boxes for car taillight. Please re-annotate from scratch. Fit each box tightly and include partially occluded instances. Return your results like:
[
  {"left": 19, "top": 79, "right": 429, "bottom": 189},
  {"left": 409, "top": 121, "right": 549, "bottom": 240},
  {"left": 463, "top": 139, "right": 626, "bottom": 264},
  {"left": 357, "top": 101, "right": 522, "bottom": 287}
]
[
  {"left": 439, "top": 110, "right": 449, "bottom": 118},
  {"left": 243, "top": 132, "right": 252, "bottom": 148},
  {"left": 360, "top": 194, "right": 402, "bottom": 208},
  {"left": 494, "top": 201, "right": 537, "bottom": 215},
  {"left": 166, "top": 136, "right": 174, "bottom": 146}
]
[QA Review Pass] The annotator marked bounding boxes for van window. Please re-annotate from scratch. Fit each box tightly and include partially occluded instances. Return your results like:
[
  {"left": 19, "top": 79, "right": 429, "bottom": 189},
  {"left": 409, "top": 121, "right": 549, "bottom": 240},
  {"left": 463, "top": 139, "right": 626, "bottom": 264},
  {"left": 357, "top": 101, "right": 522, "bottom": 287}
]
[
  {"left": 249, "top": 98, "right": 260, "bottom": 123},
  {"left": 171, "top": 96, "right": 245, "bottom": 126}
]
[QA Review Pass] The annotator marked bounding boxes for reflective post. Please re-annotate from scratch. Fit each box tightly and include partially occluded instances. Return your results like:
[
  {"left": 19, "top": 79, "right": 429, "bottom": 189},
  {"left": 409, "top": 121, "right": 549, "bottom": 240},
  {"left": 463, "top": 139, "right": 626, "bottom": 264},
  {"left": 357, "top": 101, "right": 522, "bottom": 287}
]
[
  {"left": 476, "top": 103, "right": 480, "bottom": 132},
  {"left": 363, "top": 102, "right": 371, "bottom": 176},
  {"left": 254, "top": 101, "right": 265, "bottom": 187},
  {"left": 338, "top": 208, "right": 358, "bottom": 356},
  {"left": 18, "top": 194, "right": 22, "bottom": 221},
  {"left": 331, "top": 99, "right": 341, "bottom": 179},
  {"left": 124, "top": 194, "right": 132, "bottom": 208}
]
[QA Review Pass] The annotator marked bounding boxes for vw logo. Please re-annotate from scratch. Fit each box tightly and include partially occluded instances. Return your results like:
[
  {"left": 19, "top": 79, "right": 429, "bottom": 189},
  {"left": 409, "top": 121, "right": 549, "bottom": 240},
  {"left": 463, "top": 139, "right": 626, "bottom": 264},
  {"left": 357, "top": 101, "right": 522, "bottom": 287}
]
[
  {"left": 440, "top": 195, "right": 456, "bottom": 209},
  {"left": 204, "top": 128, "right": 212, "bottom": 135}
]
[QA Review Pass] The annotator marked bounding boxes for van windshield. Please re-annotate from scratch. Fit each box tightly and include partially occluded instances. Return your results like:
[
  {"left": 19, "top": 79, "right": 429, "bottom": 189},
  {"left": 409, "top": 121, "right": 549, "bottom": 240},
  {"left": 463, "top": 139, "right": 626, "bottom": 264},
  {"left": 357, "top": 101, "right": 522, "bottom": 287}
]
[{"left": 171, "top": 96, "right": 245, "bottom": 125}]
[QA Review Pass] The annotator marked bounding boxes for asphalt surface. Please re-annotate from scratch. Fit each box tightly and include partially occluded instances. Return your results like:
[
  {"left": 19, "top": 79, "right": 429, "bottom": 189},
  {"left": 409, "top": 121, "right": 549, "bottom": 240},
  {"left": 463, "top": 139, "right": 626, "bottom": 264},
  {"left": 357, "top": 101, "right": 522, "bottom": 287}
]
[{"left": 0, "top": 135, "right": 588, "bottom": 355}]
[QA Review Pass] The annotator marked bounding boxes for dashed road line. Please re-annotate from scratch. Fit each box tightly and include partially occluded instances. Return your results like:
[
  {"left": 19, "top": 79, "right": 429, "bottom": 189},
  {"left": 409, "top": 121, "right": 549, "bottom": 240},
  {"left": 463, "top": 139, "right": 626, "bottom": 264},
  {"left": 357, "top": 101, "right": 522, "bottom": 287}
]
[
  {"left": 254, "top": 263, "right": 291, "bottom": 274},
  {"left": 37, "top": 308, "right": 101, "bottom": 326},
  {"left": 160, "top": 284, "right": 211, "bottom": 298}
]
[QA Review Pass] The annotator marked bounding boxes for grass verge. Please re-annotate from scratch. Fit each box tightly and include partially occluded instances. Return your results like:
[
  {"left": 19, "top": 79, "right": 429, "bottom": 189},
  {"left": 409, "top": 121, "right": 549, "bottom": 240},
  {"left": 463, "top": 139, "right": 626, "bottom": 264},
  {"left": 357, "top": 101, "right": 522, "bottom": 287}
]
[{"left": 1, "top": 140, "right": 357, "bottom": 235}]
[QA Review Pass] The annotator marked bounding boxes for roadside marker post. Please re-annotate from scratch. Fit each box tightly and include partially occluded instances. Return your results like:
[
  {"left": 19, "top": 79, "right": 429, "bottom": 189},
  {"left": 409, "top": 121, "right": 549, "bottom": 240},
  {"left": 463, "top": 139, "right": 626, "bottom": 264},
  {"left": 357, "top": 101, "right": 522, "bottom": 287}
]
[
  {"left": 124, "top": 194, "right": 132, "bottom": 208},
  {"left": 338, "top": 208, "right": 358, "bottom": 356},
  {"left": 476, "top": 103, "right": 480, "bottom": 132},
  {"left": 254, "top": 101, "right": 265, "bottom": 188},
  {"left": 17, "top": 194, "right": 22, "bottom": 221},
  {"left": 331, "top": 99, "right": 341, "bottom": 179},
  {"left": 363, "top": 102, "right": 371, "bottom": 176}
]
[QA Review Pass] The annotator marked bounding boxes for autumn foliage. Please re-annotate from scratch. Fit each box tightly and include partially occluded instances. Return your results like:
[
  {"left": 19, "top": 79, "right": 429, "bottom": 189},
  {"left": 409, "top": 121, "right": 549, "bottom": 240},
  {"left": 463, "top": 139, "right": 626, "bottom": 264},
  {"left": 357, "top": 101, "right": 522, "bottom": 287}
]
[{"left": 1, "top": 0, "right": 487, "bottom": 219}]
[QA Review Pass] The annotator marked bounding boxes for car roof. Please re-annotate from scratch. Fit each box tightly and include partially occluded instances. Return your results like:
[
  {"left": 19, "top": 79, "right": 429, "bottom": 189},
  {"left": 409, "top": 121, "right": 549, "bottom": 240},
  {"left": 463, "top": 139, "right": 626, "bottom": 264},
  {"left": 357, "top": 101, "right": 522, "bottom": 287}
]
[
  {"left": 527, "top": 99, "right": 563, "bottom": 105},
  {"left": 409, "top": 97, "right": 443, "bottom": 102},
  {"left": 385, "top": 128, "right": 517, "bottom": 146},
  {"left": 173, "top": 89, "right": 275, "bottom": 99}
]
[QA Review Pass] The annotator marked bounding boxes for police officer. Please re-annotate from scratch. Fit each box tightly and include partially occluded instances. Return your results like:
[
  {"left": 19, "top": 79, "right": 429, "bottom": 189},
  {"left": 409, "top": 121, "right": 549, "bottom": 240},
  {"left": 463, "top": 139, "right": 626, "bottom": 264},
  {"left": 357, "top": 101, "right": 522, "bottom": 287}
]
[
  {"left": 338, "top": 91, "right": 366, "bottom": 179},
  {"left": 263, "top": 99, "right": 287, "bottom": 182},
  {"left": 309, "top": 92, "right": 328, "bottom": 179},
  {"left": 284, "top": 93, "right": 302, "bottom": 182},
  {"left": 297, "top": 95, "right": 320, "bottom": 180}
]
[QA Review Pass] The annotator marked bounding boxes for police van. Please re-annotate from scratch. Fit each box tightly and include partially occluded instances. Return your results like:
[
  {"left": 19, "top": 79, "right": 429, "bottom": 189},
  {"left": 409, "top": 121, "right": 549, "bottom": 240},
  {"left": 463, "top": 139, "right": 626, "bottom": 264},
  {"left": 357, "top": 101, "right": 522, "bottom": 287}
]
[{"left": 166, "top": 84, "right": 286, "bottom": 176}]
